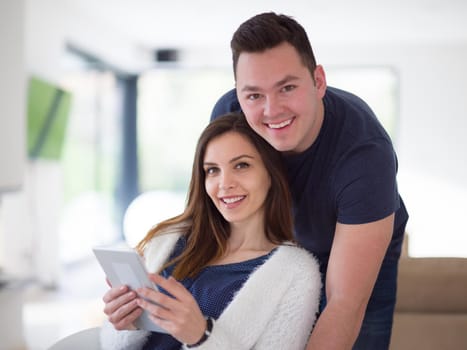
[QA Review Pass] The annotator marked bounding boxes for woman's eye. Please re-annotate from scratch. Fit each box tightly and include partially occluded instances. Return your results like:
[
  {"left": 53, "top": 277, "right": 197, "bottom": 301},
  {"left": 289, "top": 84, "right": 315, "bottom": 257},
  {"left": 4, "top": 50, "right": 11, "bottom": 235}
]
[
  {"left": 235, "top": 162, "right": 250, "bottom": 169},
  {"left": 205, "top": 167, "right": 218, "bottom": 175}
]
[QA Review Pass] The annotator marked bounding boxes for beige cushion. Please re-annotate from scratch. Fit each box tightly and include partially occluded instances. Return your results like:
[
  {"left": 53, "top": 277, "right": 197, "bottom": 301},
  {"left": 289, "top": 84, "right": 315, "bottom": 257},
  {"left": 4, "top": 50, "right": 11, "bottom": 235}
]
[
  {"left": 390, "top": 313, "right": 467, "bottom": 350},
  {"left": 396, "top": 257, "right": 467, "bottom": 312}
]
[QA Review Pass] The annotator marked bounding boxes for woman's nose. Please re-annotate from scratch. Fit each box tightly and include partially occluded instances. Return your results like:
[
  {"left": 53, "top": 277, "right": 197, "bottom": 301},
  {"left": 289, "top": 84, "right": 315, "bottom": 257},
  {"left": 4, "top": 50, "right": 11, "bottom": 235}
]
[{"left": 219, "top": 172, "right": 235, "bottom": 190}]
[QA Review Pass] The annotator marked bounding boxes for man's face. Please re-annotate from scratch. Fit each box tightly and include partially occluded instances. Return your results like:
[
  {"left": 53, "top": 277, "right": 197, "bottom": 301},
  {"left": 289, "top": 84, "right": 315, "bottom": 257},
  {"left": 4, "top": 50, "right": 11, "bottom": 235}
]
[{"left": 235, "top": 42, "right": 326, "bottom": 153}]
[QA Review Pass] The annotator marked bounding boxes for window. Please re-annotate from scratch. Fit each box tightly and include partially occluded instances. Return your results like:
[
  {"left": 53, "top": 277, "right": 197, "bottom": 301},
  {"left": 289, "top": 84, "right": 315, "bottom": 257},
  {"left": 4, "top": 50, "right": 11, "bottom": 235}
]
[
  {"left": 325, "top": 66, "right": 399, "bottom": 138},
  {"left": 124, "top": 67, "right": 233, "bottom": 245},
  {"left": 59, "top": 63, "right": 122, "bottom": 262}
]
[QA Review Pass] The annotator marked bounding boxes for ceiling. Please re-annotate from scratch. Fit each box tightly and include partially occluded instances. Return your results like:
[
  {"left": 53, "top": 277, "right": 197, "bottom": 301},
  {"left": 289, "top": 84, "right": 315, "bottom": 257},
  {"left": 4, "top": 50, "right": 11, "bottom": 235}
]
[{"left": 63, "top": 0, "right": 467, "bottom": 49}]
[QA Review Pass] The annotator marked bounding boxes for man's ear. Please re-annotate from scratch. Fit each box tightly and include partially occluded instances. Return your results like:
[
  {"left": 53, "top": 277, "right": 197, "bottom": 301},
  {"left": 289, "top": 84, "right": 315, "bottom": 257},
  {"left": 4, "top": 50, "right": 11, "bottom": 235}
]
[{"left": 314, "top": 65, "right": 327, "bottom": 98}]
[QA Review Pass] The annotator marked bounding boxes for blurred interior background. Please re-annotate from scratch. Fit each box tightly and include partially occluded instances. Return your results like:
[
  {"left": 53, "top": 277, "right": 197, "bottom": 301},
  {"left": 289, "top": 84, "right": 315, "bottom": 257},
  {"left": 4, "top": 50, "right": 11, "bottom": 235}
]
[{"left": 1, "top": 0, "right": 466, "bottom": 349}]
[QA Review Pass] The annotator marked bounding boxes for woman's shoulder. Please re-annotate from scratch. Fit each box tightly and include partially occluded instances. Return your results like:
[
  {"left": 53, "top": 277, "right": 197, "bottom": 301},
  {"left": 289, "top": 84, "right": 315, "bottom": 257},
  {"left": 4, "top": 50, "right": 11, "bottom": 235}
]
[
  {"left": 145, "top": 220, "right": 190, "bottom": 248},
  {"left": 143, "top": 221, "right": 190, "bottom": 272},
  {"left": 276, "top": 243, "right": 319, "bottom": 262},
  {"left": 273, "top": 244, "right": 321, "bottom": 277},
  {"left": 145, "top": 231, "right": 180, "bottom": 251},
  {"left": 272, "top": 244, "right": 322, "bottom": 301}
]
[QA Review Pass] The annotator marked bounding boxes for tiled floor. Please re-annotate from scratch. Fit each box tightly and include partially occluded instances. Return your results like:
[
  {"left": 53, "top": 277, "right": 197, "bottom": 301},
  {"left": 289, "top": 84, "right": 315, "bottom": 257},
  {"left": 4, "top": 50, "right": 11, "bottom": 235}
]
[{"left": 21, "top": 257, "right": 108, "bottom": 350}]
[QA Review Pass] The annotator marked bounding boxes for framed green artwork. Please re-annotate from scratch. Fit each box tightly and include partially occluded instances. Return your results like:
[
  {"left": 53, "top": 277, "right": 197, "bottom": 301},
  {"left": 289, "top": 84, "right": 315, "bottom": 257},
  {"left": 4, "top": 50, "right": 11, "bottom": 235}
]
[{"left": 27, "top": 76, "right": 72, "bottom": 160}]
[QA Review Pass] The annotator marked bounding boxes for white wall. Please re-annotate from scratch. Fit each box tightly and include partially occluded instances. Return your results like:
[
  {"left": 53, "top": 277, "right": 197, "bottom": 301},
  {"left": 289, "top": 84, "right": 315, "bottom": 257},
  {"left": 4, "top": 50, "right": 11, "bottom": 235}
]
[
  {"left": 0, "top": 4, "right": 27, "bottom": 346},
  {"left": 0, "top": 0, "right": 26, "bottom": 272},
  {"left": 0, "top": 0, "right": 26, "bottom": 193},
  {"left": 396, "top": 45, "right": 467, "bottom": 257}
]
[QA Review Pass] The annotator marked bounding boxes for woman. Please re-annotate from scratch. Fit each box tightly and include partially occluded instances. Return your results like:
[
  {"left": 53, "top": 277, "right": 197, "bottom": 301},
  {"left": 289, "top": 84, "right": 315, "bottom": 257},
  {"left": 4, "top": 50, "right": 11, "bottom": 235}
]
[{"left": 101, "top": 113, "right": 321, "bottom": 349}]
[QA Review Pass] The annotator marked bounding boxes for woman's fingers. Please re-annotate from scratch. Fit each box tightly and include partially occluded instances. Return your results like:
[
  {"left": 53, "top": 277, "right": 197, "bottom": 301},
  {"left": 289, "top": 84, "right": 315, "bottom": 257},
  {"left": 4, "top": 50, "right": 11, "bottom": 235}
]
[
  {"left": 103, "top": 286, "right": 137, "bottom": 315},
  {"left": 102, "top": 285, "right": 142, "bottom": 330},
  {"left": 149, "top": 274, "right": 191, "bottom": 301},
  {"left": 111, "top": 303, "right": 143, "bottom": 330},
  {"left": 137, "top": 296, "right": 206, "bottom": 343},
  {"left": 136, "top": 275, "right": 207, "bottom": 344},
  {"left": 102, "top": 285, "right": 130, "bottom": 305},
  {"left": 136, "top": 296, "right": 172, "bottom": 320}
]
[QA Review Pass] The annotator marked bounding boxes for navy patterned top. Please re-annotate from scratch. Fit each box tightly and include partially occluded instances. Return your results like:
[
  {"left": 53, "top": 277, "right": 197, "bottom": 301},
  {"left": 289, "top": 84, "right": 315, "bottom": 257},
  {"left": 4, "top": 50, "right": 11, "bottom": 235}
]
[{"left": 142, "top": 237, "right": 275, "bottom": 350}]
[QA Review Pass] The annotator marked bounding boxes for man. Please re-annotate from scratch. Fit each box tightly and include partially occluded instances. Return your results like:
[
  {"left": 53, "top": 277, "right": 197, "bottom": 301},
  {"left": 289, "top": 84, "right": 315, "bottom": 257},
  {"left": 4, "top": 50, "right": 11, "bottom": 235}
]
[{"left": 211, "top": 12, "right": 409, "bottom": 349}]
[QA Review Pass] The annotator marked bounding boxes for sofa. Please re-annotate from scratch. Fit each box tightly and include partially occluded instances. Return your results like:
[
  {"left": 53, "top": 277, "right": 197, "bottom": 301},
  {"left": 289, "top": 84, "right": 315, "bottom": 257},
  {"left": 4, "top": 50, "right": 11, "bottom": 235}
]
[{"left": 390, "top": 236, "right": 467, "bottom": 349}]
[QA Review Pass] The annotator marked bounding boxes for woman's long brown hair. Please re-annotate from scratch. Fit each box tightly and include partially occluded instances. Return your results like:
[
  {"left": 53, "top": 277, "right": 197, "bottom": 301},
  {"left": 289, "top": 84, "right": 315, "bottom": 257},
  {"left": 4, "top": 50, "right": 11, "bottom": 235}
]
[{"left": 136, "top": 113, "right": 294, "bottom": 279}]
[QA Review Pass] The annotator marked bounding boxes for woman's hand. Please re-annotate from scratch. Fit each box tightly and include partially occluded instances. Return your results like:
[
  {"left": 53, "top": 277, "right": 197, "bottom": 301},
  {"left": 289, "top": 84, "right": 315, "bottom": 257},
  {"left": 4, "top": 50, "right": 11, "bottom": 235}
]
[
  {"left": 137, "top": 274, "right": 207, "bottom": 345},
  {"left": 102, "top": 284, "right": 143, "bottom": 330}
]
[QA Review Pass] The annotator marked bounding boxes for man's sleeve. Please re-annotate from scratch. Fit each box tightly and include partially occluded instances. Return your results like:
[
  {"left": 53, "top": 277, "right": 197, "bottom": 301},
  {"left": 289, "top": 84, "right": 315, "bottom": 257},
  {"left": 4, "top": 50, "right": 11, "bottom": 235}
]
[
  {"left": 210, "top": 88, "right": 241, "bottom": 121},
  {"left": 334, "top": 138, "right": 400, "bottom": 225}
]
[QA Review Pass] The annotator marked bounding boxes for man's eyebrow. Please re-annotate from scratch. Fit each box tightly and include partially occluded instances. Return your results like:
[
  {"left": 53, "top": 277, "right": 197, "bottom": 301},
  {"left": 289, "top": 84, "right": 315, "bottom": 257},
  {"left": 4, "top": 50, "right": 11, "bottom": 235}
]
[
  {"left": 275, "top": 75, "right": 300, "bottom": 87},
  {"left": 240, "top": 84, "right": 260, "bottom": 92},
  {"left": 240, "top": 75, "right": 300, "bottom": 92}
]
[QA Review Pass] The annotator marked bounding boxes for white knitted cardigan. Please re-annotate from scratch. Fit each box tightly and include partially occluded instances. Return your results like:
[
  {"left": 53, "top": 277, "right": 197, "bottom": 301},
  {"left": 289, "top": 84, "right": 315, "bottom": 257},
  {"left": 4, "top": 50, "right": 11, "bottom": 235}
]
[{"left": 100, "top": 230, "right": 321, "bottom": 350}]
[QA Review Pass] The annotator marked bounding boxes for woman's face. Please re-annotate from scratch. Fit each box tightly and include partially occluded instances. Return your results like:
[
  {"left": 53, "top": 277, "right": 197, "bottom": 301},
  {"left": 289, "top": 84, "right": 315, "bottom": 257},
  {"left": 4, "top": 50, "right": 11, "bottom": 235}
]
[{"left": 203, "top": 131, "right": 271, "bottom": 227}]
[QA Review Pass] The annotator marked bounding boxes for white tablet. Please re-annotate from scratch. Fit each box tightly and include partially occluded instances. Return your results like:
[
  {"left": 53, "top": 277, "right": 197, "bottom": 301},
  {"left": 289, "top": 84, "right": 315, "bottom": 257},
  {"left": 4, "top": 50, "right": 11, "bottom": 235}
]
[{"left": 93, "top": 245, "right": 168, "bottom": 333}]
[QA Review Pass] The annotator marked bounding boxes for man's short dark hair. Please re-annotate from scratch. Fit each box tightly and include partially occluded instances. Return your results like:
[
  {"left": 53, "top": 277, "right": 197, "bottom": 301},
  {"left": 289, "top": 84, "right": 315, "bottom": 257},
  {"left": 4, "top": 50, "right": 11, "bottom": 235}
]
[{"left": 231, "top": 12, "right": 317, "bottom": 79}]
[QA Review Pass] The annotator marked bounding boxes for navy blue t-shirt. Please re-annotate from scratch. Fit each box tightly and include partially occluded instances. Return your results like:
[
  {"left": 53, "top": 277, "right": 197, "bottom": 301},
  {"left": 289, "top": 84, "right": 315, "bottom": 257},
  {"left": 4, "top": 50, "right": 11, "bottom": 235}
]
[{"left": 210, "top": 87, "right": 409, "bottom": 301}]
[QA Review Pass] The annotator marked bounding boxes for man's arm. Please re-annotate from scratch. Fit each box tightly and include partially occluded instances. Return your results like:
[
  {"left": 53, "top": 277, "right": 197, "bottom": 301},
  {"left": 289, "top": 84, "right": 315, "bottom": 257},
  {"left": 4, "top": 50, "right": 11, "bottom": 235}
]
[{"left": 306, "top": 214, "right": 394, "bottom": 349}]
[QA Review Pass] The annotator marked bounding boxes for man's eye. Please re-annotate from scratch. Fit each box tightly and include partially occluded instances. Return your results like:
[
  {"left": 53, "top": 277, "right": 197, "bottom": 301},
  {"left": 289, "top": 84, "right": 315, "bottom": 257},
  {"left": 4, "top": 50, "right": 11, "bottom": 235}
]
[
  {"left": 281, "top": 85, "right": 296, "bottom": 93},
  {"left": 247, "top": 93, "right": 261, "bottom": 101}
]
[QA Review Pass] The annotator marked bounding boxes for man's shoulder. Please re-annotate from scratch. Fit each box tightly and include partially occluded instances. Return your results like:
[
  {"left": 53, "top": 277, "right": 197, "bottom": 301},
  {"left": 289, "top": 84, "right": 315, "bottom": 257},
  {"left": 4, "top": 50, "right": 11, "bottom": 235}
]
[
  {"left": 325, "top": 86, "right": 375, "bottom": 117},
  {"left": 210, "top": 88, "right": 241, "bottom": 121},
  {"left": 323, "top": 86, "right": 392, "bottom": 145}
]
